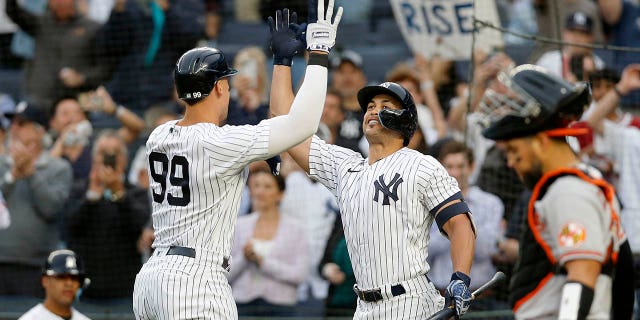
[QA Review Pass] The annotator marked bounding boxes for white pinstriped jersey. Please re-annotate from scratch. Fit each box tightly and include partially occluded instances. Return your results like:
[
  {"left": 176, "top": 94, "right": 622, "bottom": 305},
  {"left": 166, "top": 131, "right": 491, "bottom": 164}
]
[
  {"left": 18, "top": 304, "right": 90, "bottom": 320},
  {"left": 146, "top": 120, "right": 271, "bottom": 257},
  {"left": 308, "top": 136, "right": 461, "bottom": 290}
]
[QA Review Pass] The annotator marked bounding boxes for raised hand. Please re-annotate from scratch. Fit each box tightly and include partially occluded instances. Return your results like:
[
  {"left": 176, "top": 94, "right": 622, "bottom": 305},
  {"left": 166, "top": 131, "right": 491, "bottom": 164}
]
[
  {"left": 445, "top": 271, "right": 472, "bottom": 319},
  {"left": 617, "top": 63, "right": 640, "bottom": 95},
  {"left": 306, "top": 0, "right": 343, "bottom": 53},
  {"left": 268, "top": 9, "right": 306, "bottom": 66}
]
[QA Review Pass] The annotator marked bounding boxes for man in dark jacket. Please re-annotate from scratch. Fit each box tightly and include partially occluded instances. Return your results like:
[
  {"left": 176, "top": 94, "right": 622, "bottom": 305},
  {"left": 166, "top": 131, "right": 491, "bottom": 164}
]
[
  {"left": 66, "top": 130, "right": 150, "bottom": 299},
  {"left": 5, "top": 0, "right": 108, "bottom": 113}
]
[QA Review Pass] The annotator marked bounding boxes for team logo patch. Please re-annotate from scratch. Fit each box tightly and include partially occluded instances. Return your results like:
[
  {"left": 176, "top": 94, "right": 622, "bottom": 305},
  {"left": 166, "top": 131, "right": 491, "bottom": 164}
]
[
  {"left": 558, "top": 222, "right": 586, "bottom": 248},
  {"left": 373, "top": 173, "right": 403, "bottom": 205}
]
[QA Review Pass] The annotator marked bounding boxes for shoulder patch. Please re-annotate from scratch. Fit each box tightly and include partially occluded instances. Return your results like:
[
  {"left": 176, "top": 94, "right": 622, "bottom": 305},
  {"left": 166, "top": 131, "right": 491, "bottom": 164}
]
[{"left": 558, "top": 222, "right": 586, "bottom": 248}]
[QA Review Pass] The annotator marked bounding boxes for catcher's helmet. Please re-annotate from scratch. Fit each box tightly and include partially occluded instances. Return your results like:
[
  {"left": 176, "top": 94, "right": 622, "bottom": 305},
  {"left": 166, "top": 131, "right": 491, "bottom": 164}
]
[
  {"left": 357, "top": 82, "right": 417, "bottom": 144},
  {"left": 174, "top": 47, "right": 238, "bottom": 105},
  {"left": 480, "top": 64, "right": 590, "bottom": 140},
  {"left": 43, "top": 249, "right": 90, "bottom": 288}
]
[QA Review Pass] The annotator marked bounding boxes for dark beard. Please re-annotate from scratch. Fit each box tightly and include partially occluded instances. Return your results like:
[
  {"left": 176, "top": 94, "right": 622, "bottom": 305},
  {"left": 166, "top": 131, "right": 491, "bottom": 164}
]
[{"left": 520, "top": 162, "right": 543, "bottom": 190}]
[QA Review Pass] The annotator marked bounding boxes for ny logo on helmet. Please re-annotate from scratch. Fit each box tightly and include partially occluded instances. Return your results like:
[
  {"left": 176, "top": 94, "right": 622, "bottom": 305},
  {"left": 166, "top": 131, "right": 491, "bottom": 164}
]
[
  {"left": 373, "top": 173, "right": 403, "bottom": 205},
  {"left": 380, "top": 82, "right": 392, "bottom": 89},
  {"left": 66, "top": 256, "right": 77, "bottom": 269}
]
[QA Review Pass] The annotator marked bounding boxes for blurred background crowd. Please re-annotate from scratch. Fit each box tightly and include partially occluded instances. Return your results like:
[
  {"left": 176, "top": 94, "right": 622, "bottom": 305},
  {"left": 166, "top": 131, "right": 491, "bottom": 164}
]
[{"left": 0, "top": 0, "right": 639, "bottom": 319}]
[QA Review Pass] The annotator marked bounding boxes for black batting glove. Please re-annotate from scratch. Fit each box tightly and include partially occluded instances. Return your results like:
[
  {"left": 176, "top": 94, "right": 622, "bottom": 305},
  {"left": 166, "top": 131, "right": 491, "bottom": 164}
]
[{"left": 268, "top": 9, "right": 306, "bottom": 66}]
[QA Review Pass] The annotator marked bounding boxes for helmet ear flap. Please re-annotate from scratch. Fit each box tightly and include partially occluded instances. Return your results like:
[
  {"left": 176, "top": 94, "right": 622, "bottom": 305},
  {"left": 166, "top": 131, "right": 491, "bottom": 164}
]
[{"left": 378, "top": 107, "right": 417, "bottom": 141}]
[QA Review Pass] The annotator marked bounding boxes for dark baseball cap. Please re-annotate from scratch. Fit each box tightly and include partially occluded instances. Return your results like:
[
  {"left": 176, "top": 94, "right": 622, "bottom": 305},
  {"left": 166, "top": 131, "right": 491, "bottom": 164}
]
[
  {"left": 565, "top": 11, "right": 593, "bottom": 34},
  {"left": 331, "top": 50, "right": 363, "bottom": 70},
  {"left": 10, "top": 101, "right": 48, "bottom": 128},
  {"left": 588, "top": 68, "right": 620, "bottom": 83}
]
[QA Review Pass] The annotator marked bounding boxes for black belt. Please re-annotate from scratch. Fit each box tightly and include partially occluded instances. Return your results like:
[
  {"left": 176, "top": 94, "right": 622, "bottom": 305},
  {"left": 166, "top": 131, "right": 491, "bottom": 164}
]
[
  {"left": 354, "top": 284, "right": 406, "bottom": 302},
  {"left": 353, "top": 274, "right": 429, "bottom": 302},
  {"left": 166, "top": 246, "right": 230, "bottom": 270}
]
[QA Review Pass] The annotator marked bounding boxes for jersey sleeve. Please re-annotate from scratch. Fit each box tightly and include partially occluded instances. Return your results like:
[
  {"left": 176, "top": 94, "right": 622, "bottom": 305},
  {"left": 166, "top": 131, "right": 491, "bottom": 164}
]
[
  {"left": 201, "top": 121, "right": 271, "bottom": 174},
  {"left": 595, "top": 120, "right": 640, "bottom": 162},
  {"left": 539, "top": 176, "right": 610, "bottom": 265},
  {"left": 308, "top": 136, "right": 361, "bottom": 196},
  {"left": 418, "top": 157, "right": 462, "bottom": 213}
]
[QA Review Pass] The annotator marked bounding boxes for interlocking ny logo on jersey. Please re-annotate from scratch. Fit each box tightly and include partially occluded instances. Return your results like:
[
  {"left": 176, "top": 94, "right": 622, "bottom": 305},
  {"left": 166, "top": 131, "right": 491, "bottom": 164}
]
[{"left": 373, "top": 173, "right": 403, "bottom": 205}]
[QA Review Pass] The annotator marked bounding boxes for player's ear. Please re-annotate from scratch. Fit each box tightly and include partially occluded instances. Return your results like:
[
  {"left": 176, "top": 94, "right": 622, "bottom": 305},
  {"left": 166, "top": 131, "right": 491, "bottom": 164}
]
[{"left": 214, "top": 78, "right": 228, "bottom": 96}]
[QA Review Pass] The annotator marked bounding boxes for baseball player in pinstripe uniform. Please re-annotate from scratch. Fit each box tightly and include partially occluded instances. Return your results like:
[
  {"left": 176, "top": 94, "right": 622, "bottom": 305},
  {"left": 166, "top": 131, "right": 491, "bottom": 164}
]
[
  {"left": 132, "top": 2, "right": 343, "bottom": 319},
  {"left": 267, "top": 16, "right": 476, "bottom": 319},
  {"left": 19, "top": 250, "right": 91, "bottom": 320},
  {"left": 479, "top": 64, "right": 634, "bottom": 320}
]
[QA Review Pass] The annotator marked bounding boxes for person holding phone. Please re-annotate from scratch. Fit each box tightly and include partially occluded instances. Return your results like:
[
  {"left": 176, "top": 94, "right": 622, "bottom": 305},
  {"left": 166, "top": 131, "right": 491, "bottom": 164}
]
[
  {"left": 226, "top": 46, "right": 270, "bottom": 126},
  {"left": 535, "top": 11, "right": 605, "bottom": 81},
  {"left": 65, "top": 130, "right": 151, "bottom": 299}
]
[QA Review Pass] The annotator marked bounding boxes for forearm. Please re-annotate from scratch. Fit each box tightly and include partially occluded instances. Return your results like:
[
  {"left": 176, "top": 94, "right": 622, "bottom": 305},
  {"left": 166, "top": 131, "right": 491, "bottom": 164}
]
[
  {"left": 269, "top": 65, "right": 295, "bottom": 117},
  {"left": 267, "top": 61, "right": 327, "bottom": 155},
  {"left": 446, "top": 215, "right": 475, "bottom": 274},
  {"left": 559, "top": 259, "right": 601, "bottom": 319},
  {"left": 447, "top": 99, "right": 468, "bottom": 132},
  {"left": 423, "top": 88, "right": 447, "bottom": 138},
  {"left": 598, "top": 0, "right": 622, "bottom": 25},
  {"left": 5, "top": 0, "right": 37, "bottom": 35},
  {"left": 114, "top": 105, "right": 145, "bottom": 144},
  {"left": 262, "top": 255, "right": 309, "bottom": 285},
  {"left": 49, "top": 139, "right": 65, "bottom": 158},
  {"left": 586, "top": 90, "right": 620, "bottom": 134}
]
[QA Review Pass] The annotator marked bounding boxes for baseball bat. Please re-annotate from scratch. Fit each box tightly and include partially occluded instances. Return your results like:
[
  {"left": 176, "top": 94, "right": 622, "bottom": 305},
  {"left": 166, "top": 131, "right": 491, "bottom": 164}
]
[{"left": 427, "top": 271, "right": 506, "bottom": 320}]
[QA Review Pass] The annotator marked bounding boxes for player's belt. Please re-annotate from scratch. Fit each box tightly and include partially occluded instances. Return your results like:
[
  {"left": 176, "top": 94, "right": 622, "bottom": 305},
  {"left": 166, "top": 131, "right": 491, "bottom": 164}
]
[
  {"left": 353, "top": 274, "right": 430, "bottom": 302},
  {"left": 353, "top": 284, "right": 405, "bottom": 302},
  {"left": 166, "top": 246, "right": 230, "bottom": 270}
]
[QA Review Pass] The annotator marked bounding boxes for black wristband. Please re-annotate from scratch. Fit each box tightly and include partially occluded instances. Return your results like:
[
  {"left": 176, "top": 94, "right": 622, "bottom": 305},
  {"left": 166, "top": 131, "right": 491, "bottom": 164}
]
[
  {"left": 273, "top": 56, "right": 293, "bottom": 67},
  {"left": 308, "top": 53, "right": 329, "bottom": 68}
]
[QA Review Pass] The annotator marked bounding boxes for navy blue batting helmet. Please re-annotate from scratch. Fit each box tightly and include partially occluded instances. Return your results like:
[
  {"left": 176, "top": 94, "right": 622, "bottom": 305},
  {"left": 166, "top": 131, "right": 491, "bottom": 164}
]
[
  {"left": 43, "top": 249, "right": 90, "bottom": 288},
  {"left": 174, "top": 47, "right": 238, "bottom": 105},
  {"left": 357, "top": 82, "right": 417, "bottom": 145}
]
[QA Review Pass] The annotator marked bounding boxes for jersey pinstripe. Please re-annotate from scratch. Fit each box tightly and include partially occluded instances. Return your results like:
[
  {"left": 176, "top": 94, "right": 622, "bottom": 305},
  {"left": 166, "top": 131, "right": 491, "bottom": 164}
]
[
  {"left": 134, "top": 119, "right": 271, "bottom": 320},
  {"left": 146, "top": 120, "right": 270, "bottom": 256},
  {"left": 307, "top": 136, "right": 461, "bottom": 290}
]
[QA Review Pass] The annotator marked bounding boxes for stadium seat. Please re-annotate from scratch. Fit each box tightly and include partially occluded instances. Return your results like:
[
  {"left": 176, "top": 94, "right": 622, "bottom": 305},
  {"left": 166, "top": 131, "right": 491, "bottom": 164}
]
[
  {"left": 335, "top": 21, "right": 374, "bottom": 46},
  {"left": 352, "top": 44, "right": 412, "bottom": 83},
  {"left": 217, "top": 21, "right": 270, "bottom": 48}
]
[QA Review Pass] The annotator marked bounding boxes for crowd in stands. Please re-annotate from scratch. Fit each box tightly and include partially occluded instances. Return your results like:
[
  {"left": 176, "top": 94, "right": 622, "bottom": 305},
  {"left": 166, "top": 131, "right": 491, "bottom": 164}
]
[{"left": 1, "top": 0, "right": 640, "bottom": 318}]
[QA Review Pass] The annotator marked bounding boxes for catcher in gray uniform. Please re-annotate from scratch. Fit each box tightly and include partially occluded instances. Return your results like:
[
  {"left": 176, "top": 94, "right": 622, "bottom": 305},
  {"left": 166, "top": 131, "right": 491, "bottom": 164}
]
[{"left": 480, "top": 64, "right": 634, "bottom": 320}]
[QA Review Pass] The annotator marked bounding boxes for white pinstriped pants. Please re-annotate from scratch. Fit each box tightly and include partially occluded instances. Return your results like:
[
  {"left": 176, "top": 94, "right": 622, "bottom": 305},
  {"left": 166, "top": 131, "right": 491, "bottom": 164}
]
[
  {"left": 353, "top": 275, "right": 445, "bottom": 319},
  {"left": 133, "top": 250, "right": 237, "bottom": 320}
]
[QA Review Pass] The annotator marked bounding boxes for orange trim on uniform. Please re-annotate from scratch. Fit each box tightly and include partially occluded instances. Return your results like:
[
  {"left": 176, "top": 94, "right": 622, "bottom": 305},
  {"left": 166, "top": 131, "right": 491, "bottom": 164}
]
[
  {"left": 513, "top": 273, "right": 555, "bottom": 312},
  {"left": 515, "top": 167, "right": 625, "bottom": 310},
  {"left": 544, "top": 127, "right": 590, "bottom": 137}
]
